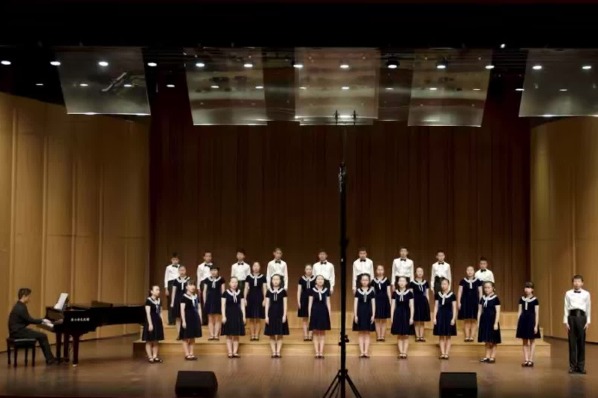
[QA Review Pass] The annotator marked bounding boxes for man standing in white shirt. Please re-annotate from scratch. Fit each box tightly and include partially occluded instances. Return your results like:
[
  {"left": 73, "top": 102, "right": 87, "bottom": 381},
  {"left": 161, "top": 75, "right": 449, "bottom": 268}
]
[
  {"left": 352, "top": 247, "right": 374, "bottom": 293},
  {"left": 430, "top": 250, "right": 451, "bottom": 294},
  {"left": 474, "top": 257, "right": 495, "bottom": 283},
  {"left": 267, "top": 247, "right": 289, "bottom": 290},
  {"left": 164, "top": 253, "right": 181, "bottom": 325},
  {"left": 196, "top": 251, "right": 214, "bottom": 284},
  {"left": 564, "top": 274, "right": 591, "bottom": 374},
  {"left": 231, "top": 249, "right": 251, "bottom": 293},
  {"left": 313, "top": 250, "right": 336, "bottom": 294},
  {"left": 392, "top": 247, "right": 414, "bottom": 285}
]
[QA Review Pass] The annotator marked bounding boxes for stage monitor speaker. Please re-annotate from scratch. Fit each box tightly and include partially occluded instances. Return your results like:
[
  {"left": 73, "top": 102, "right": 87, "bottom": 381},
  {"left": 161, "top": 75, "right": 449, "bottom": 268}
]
[
  {"left": 439, "top": 372, "right": 477, "bottom": 398},
  {"left": 175, "top": 371, "right": 218, "bottom": 398}
]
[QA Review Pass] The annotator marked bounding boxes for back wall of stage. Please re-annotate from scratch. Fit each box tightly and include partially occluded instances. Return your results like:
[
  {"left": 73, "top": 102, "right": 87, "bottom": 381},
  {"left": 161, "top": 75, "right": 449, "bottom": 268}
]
[
  {"left": 0, "top": 93, "right": 150, "bottom": 352},
  {"left": 149, "top": 77, "right": 531, "bottom": 311},
  {"left": 531, "top": 117, "right": 598, "bottom": 342}
]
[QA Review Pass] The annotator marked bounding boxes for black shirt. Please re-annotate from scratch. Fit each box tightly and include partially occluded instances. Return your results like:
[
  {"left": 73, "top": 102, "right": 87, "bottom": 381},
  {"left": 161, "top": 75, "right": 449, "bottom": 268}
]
[{"left": 8, "top": 301, "right": 42, "bottom": 335}]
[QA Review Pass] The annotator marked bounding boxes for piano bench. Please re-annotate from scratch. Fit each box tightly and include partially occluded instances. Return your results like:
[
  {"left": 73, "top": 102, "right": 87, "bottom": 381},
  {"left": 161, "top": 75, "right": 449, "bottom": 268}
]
[{"left": 6, "top": 338, "right": 37, "bottom": 368}]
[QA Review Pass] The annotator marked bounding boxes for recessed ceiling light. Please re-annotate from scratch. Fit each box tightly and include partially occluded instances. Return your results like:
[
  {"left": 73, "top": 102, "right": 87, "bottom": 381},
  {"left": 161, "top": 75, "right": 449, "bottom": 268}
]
[
  {"left": 147, "top": 62, "right": 157, "bottom": 67},
  {"left": 429, "top": 87, "right": 438, "bottom": 91},
  {"left": 35, "top": 83, "right": 44, "bottom": 87},
  {"left": 473, "top": 88, "right": 481, "bottom": 91},
  {"left": 515, "top": 88, "right": 524, "bottom": 91},
  {"left": 485, "top": 64, "right": 495, "bottom": 70},
  {"left": 50, "top": 61, "right": 61, "bottom": 66},
  {"left": 436, "top": 59, "right": 448, "bottom": 70},
  {"left": 124, "top": 84, "right": 133, "bottom": 88},
  {"left": 195, "top": 62, "right": 205, "bottom": 68},
  {"left": 210, "top": 85, "right": 219, "bottom": 89},
  {"left": 385, "top": 87, "right": 394, "bottom": 90},
  {"left": 299, "top": 86, "right": 307, "bottom": 90},
  {"left": 559, "top": 88, "right": 568, "bottom": 92},
  {"left": 532, "top": 65, "right": 542, "bottom": 70},
  {"left": 436, "top": 64, "right": 446, "bottom": 70},
  {"left": 79, "top": 83, "right": 89, "bottom": 87},
  {"left": 243, "top": 62, "right": 253, "bottom": 68},
  {"left": 166, "top": 84, "right": 175, "bottom": 88},
  {"left": 98, "top": 61, "right": 109, "bottom": 67},
  {"left": 582, "top": 65, "right": 592, "bottom": 70},
  {"left": 386, "top": 58, "right": 399, "bottom": 69},
  {"left": 341, "top": 86, "right": 350, "bottom": 90},
  {"left": 255, "top": 85, "right": 264, "bottom": 89},
  {"left": 293, "top": 62, "right": 304, "bottom": 69},
  {"left": 500, "top": 43, "right": 506, "bottom": 49},
  {"left": 1, "top": 60, "right": 11, "bottom": 66},
  {"left": 339, "top": 63, "right": 350, "bottom": 69}
]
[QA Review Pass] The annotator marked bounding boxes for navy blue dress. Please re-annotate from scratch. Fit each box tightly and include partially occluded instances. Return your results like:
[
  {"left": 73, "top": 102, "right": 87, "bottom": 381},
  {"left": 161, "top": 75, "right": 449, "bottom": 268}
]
[
  {"left": 221, "top": 289, "right": 245, "bottom": 336},
  {"left": 309, "top": 288, "right": 331, "bottom": 331},
  {"left": 264, "top": 289, "right": 290, "bottom": 336},
  {"left": 178, "top": 294, "right": 202, "bottom": 339},
  {"left": 391, "top": 290, "right": 415, "bottom": 335},
  {"left": 298, "top": 276, "right": 316, "bottom": 318},
  {"left": 433, "top": 292, "right": 457, "bottom": 336},
  {"left": 372, "top": 278, "right": 391, "bottom": 319},
  {"left": 171, "top": 276, "right": 190, "bottom": 318},
  {"left": 409, "top": 280, "right": 431, "bottom": 322},
  {"left": 245, "top": 274, "right": 266, "bottom": 319},
  {"left": 353, "top": 288, "right": 376, "bottom": 332},
  {"left": 458, "top": 278, "right": 483, "bottom": 320},
  {"left": 478, "top": 295, "right": 502, "bottom": 344},
  {"left": 516, "top": 296, "right": 541, "bottom": 339},
  {"left": 142, "top": 297, "right": 165, "bottom": 341},
  {"left": 202, "top": 277, "right": 225, "bottom": 315}
]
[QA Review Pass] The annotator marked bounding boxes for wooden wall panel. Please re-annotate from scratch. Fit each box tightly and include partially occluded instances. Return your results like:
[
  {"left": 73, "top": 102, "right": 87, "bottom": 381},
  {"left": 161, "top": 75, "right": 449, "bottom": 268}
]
[
  {"left": 531, "top": 117, "right": 598, "bottom": 342},
  {"left": 0, "top": 93, "right": 149, "bottom": 351},
  {"left": 150, "top": 79, "right": 530, "bottom": 311}
]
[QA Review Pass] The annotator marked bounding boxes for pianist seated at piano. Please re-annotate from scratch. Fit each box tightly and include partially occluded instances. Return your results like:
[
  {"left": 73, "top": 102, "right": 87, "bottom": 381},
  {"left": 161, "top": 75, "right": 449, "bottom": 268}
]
[{"left": 8, "top": 288, "right": 58, "bottom": 365}]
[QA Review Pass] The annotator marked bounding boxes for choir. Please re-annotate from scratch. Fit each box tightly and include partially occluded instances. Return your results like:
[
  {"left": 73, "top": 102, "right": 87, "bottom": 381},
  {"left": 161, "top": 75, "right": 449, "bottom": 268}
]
[{"left": 152, "top": 248, "right": 575, "bottom": 370}]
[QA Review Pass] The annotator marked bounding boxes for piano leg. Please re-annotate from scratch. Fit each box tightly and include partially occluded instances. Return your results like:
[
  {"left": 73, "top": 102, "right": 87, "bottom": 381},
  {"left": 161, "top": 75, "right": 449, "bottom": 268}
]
[
  {"left": 55, "top": 332, "right": 63, "bottom": 362},
  {"left": 64, "top": 334, "right": 70, "bottom": 363},
  {"left": 72, "top": 334, "right": 80, "bottom": 366}
]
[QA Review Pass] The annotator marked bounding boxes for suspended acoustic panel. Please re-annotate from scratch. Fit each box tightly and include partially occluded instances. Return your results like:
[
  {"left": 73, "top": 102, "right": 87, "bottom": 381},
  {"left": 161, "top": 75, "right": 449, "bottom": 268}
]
[
  {"left": 54, "top": 47, "right": 150, "bottom": 115},
  {"left": 519, "top": 49, "right": 598, "bottom": 117},
  {"left": 408, "top": 49, "right": 492, "bottom": 127},
  {"left": 185, "top": 47, "right": 267, "bottom": 125},
  {"left": 294, "top": 48, "right": 379, "bottom": 125}
]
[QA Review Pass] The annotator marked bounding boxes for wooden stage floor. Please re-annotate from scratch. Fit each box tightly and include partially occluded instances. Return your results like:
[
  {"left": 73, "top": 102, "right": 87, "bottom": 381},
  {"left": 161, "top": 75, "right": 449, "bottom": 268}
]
[{"left": 0, "top": 335, "right": 594, "bottom": 398}]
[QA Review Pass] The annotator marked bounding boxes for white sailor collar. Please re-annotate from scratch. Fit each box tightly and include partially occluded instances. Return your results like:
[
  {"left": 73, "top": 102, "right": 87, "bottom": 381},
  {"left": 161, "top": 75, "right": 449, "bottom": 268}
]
[
  {"left": 249, "top": 273, "right": 263, "bottom": 279},
  {"left": 373, "top": 277, "right": 388, "bottom": 284},
  {"left": 269, "top": 288, "right": 284, "bottom": 294},
  {"left": 357, "top": 287, "right": 374, "bottom": 295},
  {"left": 521, "top": 296, "right": 537, "bottom": 302},
  {"left": 312, "top": 287, "right": 328, "bottom": 294},
  {"left": 302, "top": 275, "right": 316, "bottom": 281},
  {"left": 412, "top": 279, "right": 427, "bottom": 285},
  {"left": 226, "top": 289, "right": 241, "bottom": 297},
  {"left": 183, "top": 293, "right": 198, "bottom": 300},
  {"left": 148, "top": 297, "right": 160, "bottom": 305}
]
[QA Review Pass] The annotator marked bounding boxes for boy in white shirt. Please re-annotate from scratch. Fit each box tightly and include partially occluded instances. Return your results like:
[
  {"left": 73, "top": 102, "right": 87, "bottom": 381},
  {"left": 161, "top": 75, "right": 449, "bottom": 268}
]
[{"left": 474, "top": 257, "right": 495, "bottom": 283}]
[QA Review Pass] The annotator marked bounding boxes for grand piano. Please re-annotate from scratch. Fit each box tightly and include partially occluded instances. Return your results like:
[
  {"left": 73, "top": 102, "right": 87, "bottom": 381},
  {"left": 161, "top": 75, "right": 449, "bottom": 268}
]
[{"left": 42, "top": 301, "right": 145, "bottom": 365}]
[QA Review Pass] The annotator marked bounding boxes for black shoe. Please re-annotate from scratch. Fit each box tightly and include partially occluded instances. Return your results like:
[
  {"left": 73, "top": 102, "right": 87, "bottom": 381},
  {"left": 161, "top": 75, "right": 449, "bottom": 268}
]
[
  {"left": 578, "top": 369, "right": 587, "bottom": 374},
  {"left": 46, "top": 358, "right": 59, "bottom": 365}
]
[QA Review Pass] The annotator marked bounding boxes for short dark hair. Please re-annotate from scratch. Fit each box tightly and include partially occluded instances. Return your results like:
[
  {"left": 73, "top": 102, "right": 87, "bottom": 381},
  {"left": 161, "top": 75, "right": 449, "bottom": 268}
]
[
  {"left": 187, "top": 280, "right": 196, "bottom": 286},
  {"left": 171, "top": 252, "right": 179, "bottom": 259},
  {"left": 524, "top": 281, "right": 535, "bottom": 289},
  {"left": 358, "top": 247, "right": 367, "bottom": 252},
  {"left": 236, "top": 249, "right": 245, "bottom": 255},
  {"left": 273, "top": 247, "right": 282, "bottom": 252},
  {"left": 318, "top": 249, "right": 327, "bottom": 254},
  {"left": 399, "top": 247, "right": 408, "bottom": 251},
  {"left": 479, "top": 256, "right": 488, "bottom": 262},
  {"left": 204, "top": 251, "right": 212, "bottom": 255},
  {"left": 437, "top": 250, "right": 445, "bottom": 255},
  {"left": 18, "top": 288, "right": 32, "bottom": 299},
  {"left": 572, "top": 274, "right": 584, "bottom": 282}
]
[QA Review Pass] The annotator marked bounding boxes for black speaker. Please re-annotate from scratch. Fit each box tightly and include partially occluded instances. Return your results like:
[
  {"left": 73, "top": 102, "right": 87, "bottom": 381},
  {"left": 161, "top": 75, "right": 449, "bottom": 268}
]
[
  {"left": 175, "top": 371, "right": 218, "bottom": 398},
  {"left": 439, "top": 372, "right": 477, "bottom": 398}
]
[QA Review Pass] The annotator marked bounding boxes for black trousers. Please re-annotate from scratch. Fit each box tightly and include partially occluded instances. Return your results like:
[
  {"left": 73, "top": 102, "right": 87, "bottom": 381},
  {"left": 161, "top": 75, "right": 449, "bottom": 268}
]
[
  {"left": 568, "top": 314, "right": 587, "bottom": 371},
  {"left": 11, "top": 328, "right": 54, "bottom": 361},
  {"left": 433, "top": 276, "right": 442, "bottom": 293},
  {"left": 167, "top": 282, "right": 176, "bottom": 325}
]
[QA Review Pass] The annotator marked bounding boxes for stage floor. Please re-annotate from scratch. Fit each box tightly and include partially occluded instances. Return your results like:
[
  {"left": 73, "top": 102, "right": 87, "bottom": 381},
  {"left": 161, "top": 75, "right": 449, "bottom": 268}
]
[{"left": 0, "top": 336, "right": 594, "bottom": 398}]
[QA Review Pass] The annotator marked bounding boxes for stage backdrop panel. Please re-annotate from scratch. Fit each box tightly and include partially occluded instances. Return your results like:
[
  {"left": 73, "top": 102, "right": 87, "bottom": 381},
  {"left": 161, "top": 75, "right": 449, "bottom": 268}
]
[
  {"left": 531, "top": 117, "right": 598, "bottom": 342},
  {"left": 149, "top": 74, "right": 530, "bottom": 311},
  {"left": 0, "top": 93, "right": 149, "bottom": 352}
]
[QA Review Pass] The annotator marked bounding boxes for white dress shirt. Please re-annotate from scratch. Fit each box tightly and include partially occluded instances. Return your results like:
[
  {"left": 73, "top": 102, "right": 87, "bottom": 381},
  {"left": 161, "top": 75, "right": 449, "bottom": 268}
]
[
  {"left": 267, "top": 259, "right": 289, "bottom": 290},
  {"left": 164, "top": 263, "right": 180, "bottom": 288},
  {"left": 392, "top": 257, "right": 415, "bottom": 281},
  {"left": 474, "top": 268, "right": 495, "bottom": 283},
  {"left": 352, "top": 258, "right": 374, "bottom": 290},
  {"left": 313, "top": 261, "right": 336, "bottom": 289},
  {"left": 196, "top": 262, "right": 213, "bottom": 284},
  {"left": 231, "top": 261, "right": 251, "bottom": 282},
  {"left": 564, "top": 289, "right": 592, "bottom": 324},
  {"left": 431, "top": 262, "right": 452, "bottom": 283}
]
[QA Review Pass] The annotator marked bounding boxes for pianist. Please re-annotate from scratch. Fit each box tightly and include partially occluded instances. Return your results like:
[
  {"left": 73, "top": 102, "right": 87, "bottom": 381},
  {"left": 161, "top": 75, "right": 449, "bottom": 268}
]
[{"left": 8, "top": 288, "right": 57, "bottom": 364}]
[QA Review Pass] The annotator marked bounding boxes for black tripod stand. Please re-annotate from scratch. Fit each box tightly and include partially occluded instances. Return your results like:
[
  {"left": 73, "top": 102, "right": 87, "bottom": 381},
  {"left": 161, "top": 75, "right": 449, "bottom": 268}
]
[{"left": 323, "top": 111, "right": 362, "bottom": 398}]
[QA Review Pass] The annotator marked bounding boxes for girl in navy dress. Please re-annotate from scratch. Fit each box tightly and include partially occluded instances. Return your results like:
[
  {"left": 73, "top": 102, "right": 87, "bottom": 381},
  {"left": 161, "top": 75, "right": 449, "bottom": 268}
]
[
  {"left": 391, "top": 276, "right": 415, "bottom": 359},
  {"left": 516, "top": 281, "right": 541, "bottom": 367},
  {"left": 178, "top": 281, "right": 202, "bottom": 360},
  {"left": 478, "top": 281, "right": 501, "bottom": 363},
  {"left": 265, "top": 274, "right": 289, "bottom": 358},
  {"left": 353, "top": 274, "right": 376, "bottom": 358},
  {"left": 202, "top": 267, "right": 225, "bottom": 340},
  {"left": 221, "top": 277, "right": 246, "bottom": 358},
  {"left": 309, "top": 275, "right": 331, "bottom": 358},
  {"left": 170, "top": 266, "right": 190, "bottom": 322},
  {"left": 244, "top": 262, "right": 267, "bottom": 341},
  {"left": 297, "top": 264, "right": 316, "bottom": 341},
  {"left": 457, "top": 266, "right": 483, "bottom": 342},
  {"left": 143, "top": 285, "right": 164, "bottom": 363},
  {"left": 410, "top": 267, "right": 430, "bottom": 342},
  {"left": 372, "top": 265, "right": 391, "bottom": 342},
  {"left": 433, "top": 278, "right": 457, "bottom": 359}
]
